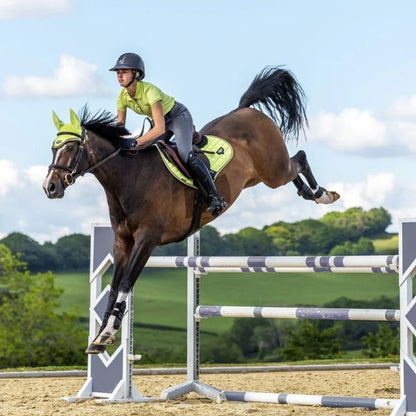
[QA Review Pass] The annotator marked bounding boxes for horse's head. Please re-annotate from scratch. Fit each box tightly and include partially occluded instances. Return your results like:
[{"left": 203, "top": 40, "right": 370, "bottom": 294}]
[{"left": 43, "top": 109, "right": 89, "bottom": 199}]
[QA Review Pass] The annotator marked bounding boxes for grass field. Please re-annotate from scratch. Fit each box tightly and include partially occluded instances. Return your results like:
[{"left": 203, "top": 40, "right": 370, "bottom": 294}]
[
  {"left": 55, "top": 268, "right": 399, "bottom": 333},
  {"left": 372, "top": 233, "right": 398, "bottom": 254}
]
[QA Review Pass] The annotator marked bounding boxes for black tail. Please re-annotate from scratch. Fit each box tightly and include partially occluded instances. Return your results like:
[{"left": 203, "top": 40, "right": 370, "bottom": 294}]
[{"left": 238, "top": 66, "right": 308, "bottom": 141}]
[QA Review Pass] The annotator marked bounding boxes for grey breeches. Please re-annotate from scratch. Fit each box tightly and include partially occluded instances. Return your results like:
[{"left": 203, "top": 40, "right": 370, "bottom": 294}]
[{"left": 165, "top": 102, "right": 193, "bottom": 162}]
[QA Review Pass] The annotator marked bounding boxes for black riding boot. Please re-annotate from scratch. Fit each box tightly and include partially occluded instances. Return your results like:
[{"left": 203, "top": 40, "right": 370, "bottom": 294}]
[{"left": 186, "top": 151, "right": 226, "bottom": 216}]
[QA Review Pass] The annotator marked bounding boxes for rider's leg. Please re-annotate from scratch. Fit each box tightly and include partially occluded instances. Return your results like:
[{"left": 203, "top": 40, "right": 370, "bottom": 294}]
[
  {"left": 185, "top": 150, "right": 226, "bottom": 216},
  {"left": 168, "top": 102, "right": 226, "bottom": 216}
]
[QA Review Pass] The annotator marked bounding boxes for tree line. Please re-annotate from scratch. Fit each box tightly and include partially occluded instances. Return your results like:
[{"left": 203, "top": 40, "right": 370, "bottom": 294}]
[
  {"left": 0, "top": 233, "right": 90, "bottom": 272},
  {"left": 0, "top": 244, "right": 87, "bottom": 368},
  {"left": 0, "top": 206, "right": 393, "bottom": 273}
]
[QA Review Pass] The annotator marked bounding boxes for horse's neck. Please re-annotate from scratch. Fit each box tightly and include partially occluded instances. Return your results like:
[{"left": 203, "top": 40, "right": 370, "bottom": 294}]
[
  {"left": 88, "top": 135, "right": 146, "bottom": 198},
  {"left": 87, "top": 135, "right": 123, "bottom": 186}
]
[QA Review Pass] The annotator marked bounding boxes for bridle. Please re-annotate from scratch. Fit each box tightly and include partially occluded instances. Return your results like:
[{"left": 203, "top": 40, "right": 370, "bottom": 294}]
[{"left": 48, "top": 127, "right": 121, "bottom": 187}]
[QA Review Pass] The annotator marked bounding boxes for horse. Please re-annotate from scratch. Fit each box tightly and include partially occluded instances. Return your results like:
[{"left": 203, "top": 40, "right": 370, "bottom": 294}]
[{"left": 43, "top": 66, "right": 339, "bottom": 353}]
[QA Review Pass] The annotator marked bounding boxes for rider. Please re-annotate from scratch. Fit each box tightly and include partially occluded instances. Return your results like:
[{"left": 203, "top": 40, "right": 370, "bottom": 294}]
[{"left": 110, "top": 52, "right": 226, "bottom": 216}]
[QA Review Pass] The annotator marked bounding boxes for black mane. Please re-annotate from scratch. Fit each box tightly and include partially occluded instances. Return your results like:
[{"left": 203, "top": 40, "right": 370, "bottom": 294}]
[{"left": 79, "top": 105, "right": 129, "bottom": 146}]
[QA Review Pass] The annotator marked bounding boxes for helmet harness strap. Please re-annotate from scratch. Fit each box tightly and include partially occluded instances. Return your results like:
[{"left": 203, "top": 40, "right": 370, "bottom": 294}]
[{"left": 125, "top": 69, "right": 138, "bottom": 88}]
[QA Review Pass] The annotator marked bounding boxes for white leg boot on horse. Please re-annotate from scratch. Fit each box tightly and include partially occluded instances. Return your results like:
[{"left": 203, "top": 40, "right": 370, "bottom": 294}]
[
  {"left": 94, "top": 292, "right": 128, "bottom": 345},
  {"left": 291, "top": 150, "right": 340, "bottom": 204}
]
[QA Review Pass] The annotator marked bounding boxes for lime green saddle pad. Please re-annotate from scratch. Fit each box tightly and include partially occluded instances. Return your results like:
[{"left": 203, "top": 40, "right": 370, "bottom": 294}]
[{"left": 154, "top": 135, "right": 233, "bottom": 189}]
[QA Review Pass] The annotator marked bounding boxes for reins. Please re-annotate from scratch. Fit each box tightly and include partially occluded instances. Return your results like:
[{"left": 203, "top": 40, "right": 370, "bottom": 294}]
[
  {"left": 48, "top": 127, "right": 122, "bottom": 186},
  {"left": 79, "top": 148, "right": 121, "bottom": 178}
]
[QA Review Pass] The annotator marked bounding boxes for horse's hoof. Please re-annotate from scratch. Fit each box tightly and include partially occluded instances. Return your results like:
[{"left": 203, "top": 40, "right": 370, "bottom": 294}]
[
  {"left": 331, "top": 191, "right": 341, "bottom": 202},
  {"left": 93, "top": 333, "right": 116, "bottom": 346},
  {"left": 85, "top": 343, "right": 106, "bottom": 354},
  {"left": 314, "top": 187, "right": 340, "bottom": 204}
]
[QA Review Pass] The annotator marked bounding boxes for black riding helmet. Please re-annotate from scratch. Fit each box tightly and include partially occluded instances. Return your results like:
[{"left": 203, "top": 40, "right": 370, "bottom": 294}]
[{"left": 109, "top": 53, "right": 145, "bottom": 81}]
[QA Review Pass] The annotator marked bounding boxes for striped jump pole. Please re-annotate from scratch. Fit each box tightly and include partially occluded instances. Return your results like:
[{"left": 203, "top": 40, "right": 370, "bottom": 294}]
[
  {"left": 195, "top": 266, "right": 397, "bottom": 273},
  {"left": 223, "top": 391, "right": 399, "bottom": 409},
  {"left": 146, "top": 254, "right": 399, "bottom": 273},
  {"left": 196, "top": 305, "right": 401, "bottom": 321}
]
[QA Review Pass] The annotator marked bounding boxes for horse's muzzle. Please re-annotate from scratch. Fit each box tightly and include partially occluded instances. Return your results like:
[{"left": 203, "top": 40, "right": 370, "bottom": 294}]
[{"left": 42, "top": 174, "right": 65, "bottom": 199}]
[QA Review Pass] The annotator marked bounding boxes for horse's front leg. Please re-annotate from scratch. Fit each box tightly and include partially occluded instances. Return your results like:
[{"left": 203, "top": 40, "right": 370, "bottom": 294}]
[
  {"left": 85, "top": 241, "right": 129, "bottom": 354},
  {"left": 90, "top": 235, "right": 156, "bottom": 349}
]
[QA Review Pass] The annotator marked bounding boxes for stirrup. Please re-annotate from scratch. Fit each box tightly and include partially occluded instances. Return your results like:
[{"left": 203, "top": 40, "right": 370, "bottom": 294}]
[{"left": 207, "top": 195, "right": 226, "bottom": 216}]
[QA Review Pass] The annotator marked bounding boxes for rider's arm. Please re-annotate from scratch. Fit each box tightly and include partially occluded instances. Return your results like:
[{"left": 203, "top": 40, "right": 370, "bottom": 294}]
[
  {"left": 135, "top": 101, "right": 165, "bottom": 146},
  {"left": 117, "top": 110, "right": 126, "bottom": 126}
]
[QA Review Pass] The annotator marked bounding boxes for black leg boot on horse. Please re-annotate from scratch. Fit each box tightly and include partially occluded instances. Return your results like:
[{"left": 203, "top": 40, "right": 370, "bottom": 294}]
[{"left": 186, "top": 151, "right": 226, "bottom": 216}]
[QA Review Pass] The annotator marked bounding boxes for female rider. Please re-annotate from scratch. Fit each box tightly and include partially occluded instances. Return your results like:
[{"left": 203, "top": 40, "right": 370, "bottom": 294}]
[{"left": 110, "top": 52, "right": 226, "bottom": 216}]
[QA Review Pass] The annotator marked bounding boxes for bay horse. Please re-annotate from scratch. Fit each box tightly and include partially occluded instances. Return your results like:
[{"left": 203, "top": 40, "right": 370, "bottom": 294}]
[{"left": 43, "top": 66, "right": 339, "bottom": 353}]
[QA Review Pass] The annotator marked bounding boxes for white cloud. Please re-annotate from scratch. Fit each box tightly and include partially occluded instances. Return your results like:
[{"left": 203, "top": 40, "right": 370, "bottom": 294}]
[
  {"left": 309, "top": 108, "right": 388, "bottom": 151},
  {"left": 387, "top": 94, "right": 416, "bottom": 122},
  {"left": 214, "top": 184, "right": 295, "bottom": 233},
  {"left": 0, "top": 162, "right": 109, "bottom": 243},
  {"left": 393, "top": 121, "right": 416, "bottom": 153},
  {"left": 0, "top": 159, "right": 21, "bottom": 195},
  {"left": 327, "top": 173, "right": 396, "bottom": 210},
  {"left": 308, "top": 100, "right": 416, "bottom": 157},
  {"left": 0, "top": 0, "right": 72, "bottom": 20},
  {"left": 3, "top": 54, "right": 110, "bottom": 97},
  {"left": 24, "top": 165, "right": 49, "bottom": 184}
]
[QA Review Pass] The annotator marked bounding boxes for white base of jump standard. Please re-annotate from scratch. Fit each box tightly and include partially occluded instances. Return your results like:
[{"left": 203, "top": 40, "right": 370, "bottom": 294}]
[
  {"left": 63, "top": 376, "right": 154, "bottom": 403},
  {"left": 161, "top": 381, "right": 224, "bottom": 403}
]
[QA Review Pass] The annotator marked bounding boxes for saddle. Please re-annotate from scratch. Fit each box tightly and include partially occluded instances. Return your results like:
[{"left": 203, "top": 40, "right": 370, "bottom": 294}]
[
  {"left": 122, "top": 129, "right": 210, "bottom": 178},
  {"left": 155, "top": 130, "right": 210, "bottom": 178}
]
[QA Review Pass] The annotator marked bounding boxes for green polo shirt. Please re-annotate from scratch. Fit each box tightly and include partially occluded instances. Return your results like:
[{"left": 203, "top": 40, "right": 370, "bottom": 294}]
[{"left": 116, "top": 81, "right": 175, "bottom": 118}]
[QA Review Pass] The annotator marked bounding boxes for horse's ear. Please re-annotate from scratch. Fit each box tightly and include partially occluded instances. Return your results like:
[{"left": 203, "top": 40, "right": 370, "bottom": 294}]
[
  {"left": 52, "top": 111, "right": 65, "bottom": 130},
  {"left": 69, "top": 109, "right": 81, "bottom": 129}
]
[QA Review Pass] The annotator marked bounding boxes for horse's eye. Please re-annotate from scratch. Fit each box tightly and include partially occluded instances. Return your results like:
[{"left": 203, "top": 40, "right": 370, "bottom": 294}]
[{"left": 67, "top": 144, "right": 75, "bottom": 152}]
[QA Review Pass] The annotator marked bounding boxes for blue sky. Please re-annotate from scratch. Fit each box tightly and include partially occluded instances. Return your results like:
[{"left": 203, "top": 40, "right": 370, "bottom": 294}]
[{"left": 1, "top": 0, "right": 415, "bottom": 243}]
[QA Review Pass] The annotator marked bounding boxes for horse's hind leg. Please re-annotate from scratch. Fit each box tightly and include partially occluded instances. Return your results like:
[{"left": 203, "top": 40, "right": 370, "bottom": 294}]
[
  {"left": 291, "top": 150, "right": 340, "bottom": 204},
  {"left": 293, "top": 176, "right": 315, "bottom": 201}
]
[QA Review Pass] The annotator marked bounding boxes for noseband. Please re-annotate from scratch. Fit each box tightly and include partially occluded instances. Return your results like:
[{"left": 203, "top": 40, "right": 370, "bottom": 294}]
[{"left": 48, "top": 127, "right": 121, "bottom": 186}]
